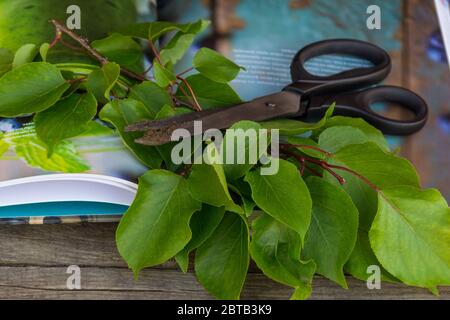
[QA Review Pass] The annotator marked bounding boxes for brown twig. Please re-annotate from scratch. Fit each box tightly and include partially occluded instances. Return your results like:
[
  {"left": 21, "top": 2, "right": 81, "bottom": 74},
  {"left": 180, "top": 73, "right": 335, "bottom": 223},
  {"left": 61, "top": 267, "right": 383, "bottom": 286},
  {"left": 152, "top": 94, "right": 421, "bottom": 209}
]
[
  {"left": 177, "top": 67, "right": 194, "bottom": 77},
  {"left": 148, "top": 40, "right": 162, "bottom": 65},
  {"left": 49, "top": 20, "right": 146, "bottom": 82},
  {"left": 177, "top": 76, "right": 202, "bottom": 111}
]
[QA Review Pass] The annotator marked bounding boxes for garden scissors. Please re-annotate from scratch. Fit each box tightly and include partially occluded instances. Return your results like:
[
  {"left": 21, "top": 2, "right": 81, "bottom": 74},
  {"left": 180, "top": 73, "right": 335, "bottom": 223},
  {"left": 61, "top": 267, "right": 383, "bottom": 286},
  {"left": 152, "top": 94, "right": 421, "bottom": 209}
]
[{"left": 126, "top": 39, "right": 428, "bottom": 146}]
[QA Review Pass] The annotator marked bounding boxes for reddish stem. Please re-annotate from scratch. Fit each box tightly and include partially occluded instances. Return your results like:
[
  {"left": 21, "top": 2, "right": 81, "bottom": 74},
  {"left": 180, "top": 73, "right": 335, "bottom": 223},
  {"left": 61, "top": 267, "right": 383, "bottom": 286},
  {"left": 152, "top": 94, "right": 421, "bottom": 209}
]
[
  {"left": 281, "top": 143, "right": 332, "bottom": 157},
  {"left": 148, "top": 40, "right": 162, "bottom": 65},
  {"left": 49, "top": 20, "right": 145, "bottom": 82},
  {"left": 177, "top": 67, "right": 194, "bottom": 77},
  {"left": 177, "top": 76, "right": 202, "bottom": 111},
  {"left": 326, "top": 164, "right": 380, "bottom": 191}
]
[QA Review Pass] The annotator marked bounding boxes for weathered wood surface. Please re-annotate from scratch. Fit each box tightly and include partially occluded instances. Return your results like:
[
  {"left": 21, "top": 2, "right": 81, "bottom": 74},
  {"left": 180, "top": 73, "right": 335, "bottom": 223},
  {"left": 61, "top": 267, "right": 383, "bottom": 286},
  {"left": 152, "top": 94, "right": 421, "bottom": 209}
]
[
  {"left": 1, "top": 0, "right": 449, "bottom": 300},
  {"left": 0, "top": 223, "right": 448, "bottom": 300}
]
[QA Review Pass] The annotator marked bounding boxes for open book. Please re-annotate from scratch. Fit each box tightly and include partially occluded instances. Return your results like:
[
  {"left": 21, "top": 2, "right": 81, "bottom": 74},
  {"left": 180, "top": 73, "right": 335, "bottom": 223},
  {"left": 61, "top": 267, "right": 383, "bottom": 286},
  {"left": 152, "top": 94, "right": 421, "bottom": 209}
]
[{"left": 0, "top": 174, "right": 137, "bottom": 224}]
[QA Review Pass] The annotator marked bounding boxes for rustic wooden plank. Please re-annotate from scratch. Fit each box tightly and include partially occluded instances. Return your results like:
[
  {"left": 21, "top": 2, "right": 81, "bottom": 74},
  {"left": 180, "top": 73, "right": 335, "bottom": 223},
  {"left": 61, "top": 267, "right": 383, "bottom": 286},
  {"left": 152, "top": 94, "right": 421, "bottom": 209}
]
[
  {"left": 0, "top": 223, "right": 448, "bottom": 300},
  {"left": 0, "top": 266, "right": 446, "bottom": 300}
]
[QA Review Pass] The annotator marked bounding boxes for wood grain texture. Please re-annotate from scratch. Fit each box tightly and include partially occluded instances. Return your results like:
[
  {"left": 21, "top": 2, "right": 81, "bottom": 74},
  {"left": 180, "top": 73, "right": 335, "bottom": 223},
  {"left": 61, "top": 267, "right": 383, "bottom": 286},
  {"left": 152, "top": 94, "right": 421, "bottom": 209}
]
[{"left": 0, "top": 223, "right": 448, "bottom": 300}]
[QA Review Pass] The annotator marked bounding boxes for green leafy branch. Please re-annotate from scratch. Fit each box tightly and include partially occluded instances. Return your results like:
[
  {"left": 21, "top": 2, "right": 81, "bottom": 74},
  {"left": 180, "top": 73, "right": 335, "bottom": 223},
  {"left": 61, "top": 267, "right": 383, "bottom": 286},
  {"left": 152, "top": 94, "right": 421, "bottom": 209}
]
[{"left": 0, "top": 18, "right": 448, "bottom": 300}]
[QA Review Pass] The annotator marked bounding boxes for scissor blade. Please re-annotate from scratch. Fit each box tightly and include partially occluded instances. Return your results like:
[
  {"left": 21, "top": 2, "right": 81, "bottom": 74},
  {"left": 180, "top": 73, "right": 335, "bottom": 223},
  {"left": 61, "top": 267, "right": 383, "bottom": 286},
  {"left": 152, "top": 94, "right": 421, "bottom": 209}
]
[{"left": 128, "top": 91, "right": 301, "bottom": 146}]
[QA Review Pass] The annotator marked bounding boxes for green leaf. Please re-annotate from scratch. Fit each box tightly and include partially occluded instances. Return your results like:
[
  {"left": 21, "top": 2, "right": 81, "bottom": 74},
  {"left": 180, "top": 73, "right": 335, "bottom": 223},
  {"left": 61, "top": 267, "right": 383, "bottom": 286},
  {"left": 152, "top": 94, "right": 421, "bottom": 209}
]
[
  {"left": 245, "top": 159, "right": 312, "bottom": 242},
  {"left": 153, "top": 61, "right": 176, "bottom": 88},
  {"left": 318, "top": 126, "right": 371, "bottom": 154},
  {"left": 85, "top": 62, "right": 120, "bottom": 104},
  {"left": 12, "top": 44, "right": 38, "bottom": 68},
  {"left": 0, "top": 134, "right": 9, "bottom": 158},
  {"left": 302, "top": 177, "right": 358, "bottom": 288},
  {"left": 287, "top": 136, "right": 325, "bottom": 159},
  {"left": 12, "top": 137, "right": 89, "bottom": 172},
  {"left": 0, "top": 48, "right": 13, "bottom": 76},
  {"left": 261, "top": 103, "right": 335, "bottom": 135},
  {"left": 193, "top": 47, "right": 243, "bottom": 83},
  {"left": 318, "top": 133, "right": 393, "bottom": 282},
  {"left": 188, "top": 162, "right": 243, "bottom": 214},
  {"left": 370, "top": 186, "right": 450, "bottom": 290},
  {"left": 116, "top": 170, "right": 201, "bottom": 275},
  {"left": 128, "top": 81, "right": 173, "bottom": 118},
  {"left": 176, "top": 74, "right": 242, "bottom": 109},
  {"left": 34, "top": 93, "right": 97, "bottom": 156},
  {"left": 92, "top": 34, "right": 144, "bottom": 73},
  {"left": 345, "top": 229, "right": 397, "bottom": 282},
  {"left": 99, "top": 99, "right": 162, "bottom": 169},
  {"left": 79, "top": 120, "right": 114, "bottom": 137},
  {"left": 175, "top": 205, "right": 225, "bottom": 273},
  {"left": 128, "top": 81, "right": 173, "bottom": 117},
  {"left": 160, "top": 32, "right": 195, "bottom": 66},
  {"left": 39, "top": 43, "right": 50, "bottom": 62},
  {"left": 222, "top": 120, "right": 267, "bottom": 181},
  {"left": 0, "top": 62, "right": 69, "bottom": 117},
  {"left": 118, "top": 19, "right": 210, "bottom": 41},
  {"left": 315, "top": 116, "right": 389, "bottom": 151},
  {"left": 331, "top": 142, "right": 420, "bottom": 189},
  {"left": 195, "top": 212, "right": 249, "bottom": 300},
  {"left": 250, "top": 214, "right": 316, "bottom": 300}
]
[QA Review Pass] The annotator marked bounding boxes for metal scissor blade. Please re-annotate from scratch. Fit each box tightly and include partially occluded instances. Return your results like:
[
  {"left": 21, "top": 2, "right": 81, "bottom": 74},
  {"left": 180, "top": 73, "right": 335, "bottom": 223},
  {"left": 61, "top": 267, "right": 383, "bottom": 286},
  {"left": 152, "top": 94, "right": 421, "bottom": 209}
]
[{"left": 127, "top": 91, "right": 301, "bottom": 146}]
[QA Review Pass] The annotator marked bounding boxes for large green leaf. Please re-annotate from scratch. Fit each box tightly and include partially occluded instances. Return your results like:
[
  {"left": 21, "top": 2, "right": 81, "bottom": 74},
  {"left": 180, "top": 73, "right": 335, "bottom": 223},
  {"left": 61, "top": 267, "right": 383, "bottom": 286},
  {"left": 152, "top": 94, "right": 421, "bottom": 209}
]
[
  {"left": 193, "top": 48, "right": 243, "bottom": 83},
  {"left": 34, "top": 93, "right": 97, "bottom": 155},
  {"left": 128, "top": 81, "right": 173, "bottom": 117},
  {"left": 250, "top": 214, "right": 316, "bottom": 300},
  {"left": 175, "top": 205, "right": 225, "bottom": 273},
  {"left": 331, "top": 142, "right": 420, "bottom": 189},
  {"left": 160, "top": 32, "right": 195, "bottom": 66},
  {"left": 12, "top": 137, "right": 89, "bottom": 172},
  {"left": 318, "top": 126, "right": 371, "bottom": 154},
  {"left": 188, "top": 162, "right": 243, "bottom": 214},
  {"left": 315, "top": 116, "right": 389, "bottom": 151},
  {"left": 0, "top": 62, "right": 69, "bottom": 117},
  {"left": 245, "top": 159, "right": 312, "bottom": 242},
  {"left": 318, "top": 128, "right": 393, "bottom": 282},
  {"left": 370, "top": 186, "right": 450, "bottom": 291},
  {"left": 176, "top": 74, "right": 242, "bottom": 109},
  {"left": 12, "top": 44, "right": 38, "bottom": 68},
  {"left": 302, "top": 177, "right": 358, "bottom": 288},
  {"left": 99, "top": 99, "right": 162, "bottom": 169},
  {"left": 153, "top": 61, "right": 176, "bottom": 88},
  {"left": 92, "top": 33, "right": 144, "bottom": 73},
  {"left": 222, "top": 120, "right": 267, "bottom": 181},
  {"left": 345, "top": 229, "right": 397, "bottom": 283},
  {"left": 85, "top": 62, "right": 120, "bottom": 104},
  {"left": 195, "top": 212, "right": 249, "bottom": 300},
  {"left": 0, "top": 48, "right": 13, "bottom": 76},
  {"left": 261, "top": 103, "right": 335, "bottom": 135},
  {"left": 117, "top": 170, "right": 201, "bottom": 276}
]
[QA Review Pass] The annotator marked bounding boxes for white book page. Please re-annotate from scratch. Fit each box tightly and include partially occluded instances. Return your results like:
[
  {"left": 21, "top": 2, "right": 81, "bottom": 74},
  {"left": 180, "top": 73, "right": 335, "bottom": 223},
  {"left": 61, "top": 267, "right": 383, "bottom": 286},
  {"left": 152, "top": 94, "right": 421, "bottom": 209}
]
[
  {"left": 435, "top": 0, "right": 450, "bottom": 68},
  {"left": 0, "top": 174, "right": 138, "bottom": 207}
]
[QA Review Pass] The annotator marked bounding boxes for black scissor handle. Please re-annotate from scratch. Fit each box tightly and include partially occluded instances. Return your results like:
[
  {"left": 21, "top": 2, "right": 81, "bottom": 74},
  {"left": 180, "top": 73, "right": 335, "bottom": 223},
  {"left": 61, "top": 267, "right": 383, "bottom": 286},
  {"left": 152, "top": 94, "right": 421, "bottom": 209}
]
[
  {"left": 290, "top": 39, "right": 392, "bottom": 96},
  {"left": 322, "top": 86, "right": 428, "bottom": 135}
]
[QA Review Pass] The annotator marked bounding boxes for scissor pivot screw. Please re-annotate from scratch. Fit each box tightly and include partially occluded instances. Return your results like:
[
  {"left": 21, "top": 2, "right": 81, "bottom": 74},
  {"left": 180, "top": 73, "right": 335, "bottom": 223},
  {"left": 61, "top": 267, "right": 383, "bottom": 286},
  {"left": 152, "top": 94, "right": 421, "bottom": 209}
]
[{"left": 266, "top": 102, "right": 276, "bottom": 108}]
